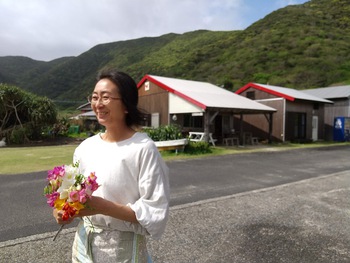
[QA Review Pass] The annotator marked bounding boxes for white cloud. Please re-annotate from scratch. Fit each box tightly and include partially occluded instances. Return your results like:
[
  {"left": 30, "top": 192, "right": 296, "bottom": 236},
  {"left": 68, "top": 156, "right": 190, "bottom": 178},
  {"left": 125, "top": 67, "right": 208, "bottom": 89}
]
[
  {"left": 0, "top": 0, "right": 308, "bottom": 61},
  {"left": 276, "top": 0, "right": 306, "bottom": 7}
]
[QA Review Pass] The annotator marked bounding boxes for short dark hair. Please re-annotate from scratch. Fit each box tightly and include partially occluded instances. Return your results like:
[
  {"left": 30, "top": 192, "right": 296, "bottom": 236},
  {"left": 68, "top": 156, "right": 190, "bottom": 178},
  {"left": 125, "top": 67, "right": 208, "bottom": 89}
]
[{"left": 97, "top": 68, "right": 143, "bottom": 127}]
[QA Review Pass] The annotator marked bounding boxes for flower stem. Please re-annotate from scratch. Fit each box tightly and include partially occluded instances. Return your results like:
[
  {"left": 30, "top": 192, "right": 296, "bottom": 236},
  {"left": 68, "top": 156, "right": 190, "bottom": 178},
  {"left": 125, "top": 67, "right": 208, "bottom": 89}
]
[{"left": 53, "top": 224, "right": 65, "bottom": 241}]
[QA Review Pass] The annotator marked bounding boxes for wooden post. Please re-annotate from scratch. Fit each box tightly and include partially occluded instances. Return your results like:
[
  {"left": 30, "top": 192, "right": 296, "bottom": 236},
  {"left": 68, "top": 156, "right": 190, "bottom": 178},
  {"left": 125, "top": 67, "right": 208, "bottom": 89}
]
[
  {"left": 204, "top": 111, "right": 210, "bottom": 143},
  {"left": 239, "top": 113, "right": 244, "bottom": 145},
  {"left": 268, "top": 112, "right": 273, "bottom": 144}
]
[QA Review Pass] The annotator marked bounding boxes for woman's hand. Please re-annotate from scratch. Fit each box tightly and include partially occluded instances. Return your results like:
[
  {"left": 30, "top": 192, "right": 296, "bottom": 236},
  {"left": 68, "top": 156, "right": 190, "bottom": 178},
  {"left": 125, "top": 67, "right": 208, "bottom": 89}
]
[
  {"left": 53, "top": 209, "right": 75, "bottom": 225},
  {"left": 52, "top": 196, "right": 138, "bottom": 224}
]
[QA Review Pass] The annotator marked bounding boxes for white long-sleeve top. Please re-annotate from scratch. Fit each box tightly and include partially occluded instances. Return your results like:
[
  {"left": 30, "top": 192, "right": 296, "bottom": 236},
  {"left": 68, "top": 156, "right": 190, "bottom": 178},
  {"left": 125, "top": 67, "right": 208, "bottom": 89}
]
[{"left": 73, "top": 132, "right": 170, "bottom": 240}]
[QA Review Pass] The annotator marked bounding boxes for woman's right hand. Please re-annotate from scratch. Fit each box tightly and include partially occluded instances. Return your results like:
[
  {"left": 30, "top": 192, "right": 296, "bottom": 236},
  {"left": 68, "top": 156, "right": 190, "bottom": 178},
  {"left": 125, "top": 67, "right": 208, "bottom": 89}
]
[{"left": 53, "top": 208, "right": 75, "bottom": 225}]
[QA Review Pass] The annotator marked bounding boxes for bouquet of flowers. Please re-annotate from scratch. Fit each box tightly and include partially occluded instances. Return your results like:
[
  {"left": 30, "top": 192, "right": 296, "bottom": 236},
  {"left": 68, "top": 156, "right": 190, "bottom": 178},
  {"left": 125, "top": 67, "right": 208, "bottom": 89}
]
[{"left": 44, "top": 162, "right": 99, "bottom": 240}]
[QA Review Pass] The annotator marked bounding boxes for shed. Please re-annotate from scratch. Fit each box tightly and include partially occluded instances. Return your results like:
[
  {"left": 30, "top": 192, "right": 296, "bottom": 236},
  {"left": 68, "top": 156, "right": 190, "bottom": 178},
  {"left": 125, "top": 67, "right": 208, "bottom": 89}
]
[
  {"left": 137, "top": 75, "right": 276, "bottom": 144},
  {"left": 76, "top": 102, "right": 92, "bottom": 113},
  {"left": 236, "top": 83, "right": 332, "bottom": 142},
  {"left": 302, "top": 85, "right": 350, "bottom": 140},
  {"left": 72, "top": 101, "right": 95, "bottom": 120}
]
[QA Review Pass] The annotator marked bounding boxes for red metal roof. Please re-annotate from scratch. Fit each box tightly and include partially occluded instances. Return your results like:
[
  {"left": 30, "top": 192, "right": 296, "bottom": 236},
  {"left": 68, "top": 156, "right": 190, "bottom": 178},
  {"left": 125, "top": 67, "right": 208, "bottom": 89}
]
[{"left": 236, "top": 82, "right": 332, "bottom": 103}]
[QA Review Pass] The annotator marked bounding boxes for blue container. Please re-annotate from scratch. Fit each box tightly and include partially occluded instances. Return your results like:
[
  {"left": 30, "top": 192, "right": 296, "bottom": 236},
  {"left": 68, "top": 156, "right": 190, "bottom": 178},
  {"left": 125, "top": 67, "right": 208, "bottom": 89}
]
[{"left": 333, "top": 117, "right": 350, "bottom": 142}]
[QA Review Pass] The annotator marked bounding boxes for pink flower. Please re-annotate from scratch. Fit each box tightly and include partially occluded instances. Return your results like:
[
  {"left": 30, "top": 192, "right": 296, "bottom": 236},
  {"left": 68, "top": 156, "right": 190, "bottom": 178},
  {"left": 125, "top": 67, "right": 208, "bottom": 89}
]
[
  {"left": 44, "top": 163, "right": 99, "bottom": 217},
  {"left": 44, "top": 163, "right": 100, "bottom": 241},
  {"left": 69, "top": 190, "right": 80, "bottom": 203},
  {"left": 86, "top": 173, "right": 99, "bottom": 191},
  {"left": 47, "top": 166, "right": 65, "bottom": 180},
  {"left": 84, "top": 185, "right": 93, "bottom": 197},
  {"left": 46, "top": 192, "right": 60, "bottom": 207},
  {"left": 78, "top": 189, "right": 87, "bottom": 203}
]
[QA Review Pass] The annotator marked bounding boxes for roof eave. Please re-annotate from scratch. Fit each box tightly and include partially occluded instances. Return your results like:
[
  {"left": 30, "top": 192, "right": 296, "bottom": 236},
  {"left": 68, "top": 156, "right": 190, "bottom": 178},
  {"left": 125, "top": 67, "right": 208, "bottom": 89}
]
[{"left": 207, "top": 106, "right": 276, "bottom": 114}]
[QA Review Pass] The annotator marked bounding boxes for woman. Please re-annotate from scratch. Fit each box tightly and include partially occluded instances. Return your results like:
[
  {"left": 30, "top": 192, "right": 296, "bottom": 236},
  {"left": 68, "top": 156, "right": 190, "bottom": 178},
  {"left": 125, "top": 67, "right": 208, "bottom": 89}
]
[{"left": 53, "top": 69, "right": 170, "bottom": 263}]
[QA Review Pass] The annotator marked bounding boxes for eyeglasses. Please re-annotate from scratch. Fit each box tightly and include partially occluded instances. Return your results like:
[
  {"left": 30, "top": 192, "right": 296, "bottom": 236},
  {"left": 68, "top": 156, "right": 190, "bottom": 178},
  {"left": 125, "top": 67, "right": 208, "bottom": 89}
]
[{"left": 88, "top": 94, "right": 122, "bottom": 105}]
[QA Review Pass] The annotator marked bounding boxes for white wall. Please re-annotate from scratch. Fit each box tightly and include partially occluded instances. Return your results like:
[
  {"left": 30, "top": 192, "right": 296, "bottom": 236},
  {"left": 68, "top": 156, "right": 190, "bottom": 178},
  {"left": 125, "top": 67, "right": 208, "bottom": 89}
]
[{"left": 168, "top": 93, "right": 204, "bottom": 114}]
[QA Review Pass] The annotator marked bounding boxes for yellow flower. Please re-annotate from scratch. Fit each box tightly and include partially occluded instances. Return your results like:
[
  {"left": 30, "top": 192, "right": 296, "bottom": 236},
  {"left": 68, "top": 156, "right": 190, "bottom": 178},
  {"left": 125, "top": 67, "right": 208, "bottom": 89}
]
[
  {"left": 70, "top": 201, "right": 85, "bottom": 212},
  {"left": 54, "top": 198, "right": 66, "bottom": 210}
]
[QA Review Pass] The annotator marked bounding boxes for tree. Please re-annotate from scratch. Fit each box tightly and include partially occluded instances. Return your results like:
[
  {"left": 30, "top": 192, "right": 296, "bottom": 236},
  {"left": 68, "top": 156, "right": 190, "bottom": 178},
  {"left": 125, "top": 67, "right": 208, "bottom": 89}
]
[{"left": 0, "top": 84, "right": 57, "bottom": 144}]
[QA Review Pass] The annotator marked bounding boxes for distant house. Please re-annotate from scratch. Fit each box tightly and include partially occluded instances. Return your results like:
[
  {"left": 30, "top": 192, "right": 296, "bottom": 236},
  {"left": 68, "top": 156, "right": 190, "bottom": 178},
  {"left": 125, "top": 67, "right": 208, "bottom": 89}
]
[
  {"left": 74, "top": 102, "right": 95, "bottom": 120},
  {"left": 137, "top": 75, "right": 276, "bottom": 144},
  {"left": 77, "top": 102, "right": 92, "bottom": 114},
  {"left": 235, "top": 83, "right": 332, "bottom": 142},
  {"left": 71, "top": 101, "right": 98, "bottom": 132},
  {"left": 302, "top": 85, "right": 350, "bottom": 140}
]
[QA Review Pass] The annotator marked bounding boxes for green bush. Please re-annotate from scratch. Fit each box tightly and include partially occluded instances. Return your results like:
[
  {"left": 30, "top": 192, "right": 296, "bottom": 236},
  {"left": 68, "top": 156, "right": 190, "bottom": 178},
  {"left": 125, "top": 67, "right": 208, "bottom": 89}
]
[
  {"left": 10, "top": 127, "right": 27, "bottom": 144},
  {"left": 0, "top": 83, "right": 57, "bottom": 144},
  {"left": 142, "top": 124, "right": 183, "bottom": 141},
  {"left": 184, "top": 141, "right": 212, "bottom": 155}
]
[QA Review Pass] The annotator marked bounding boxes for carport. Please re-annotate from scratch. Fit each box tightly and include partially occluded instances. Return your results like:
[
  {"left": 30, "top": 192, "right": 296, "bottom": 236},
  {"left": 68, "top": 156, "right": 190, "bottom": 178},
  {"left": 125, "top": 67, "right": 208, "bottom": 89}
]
[{"left": 202, "top": 105, "right": 276, "bottom": 145}]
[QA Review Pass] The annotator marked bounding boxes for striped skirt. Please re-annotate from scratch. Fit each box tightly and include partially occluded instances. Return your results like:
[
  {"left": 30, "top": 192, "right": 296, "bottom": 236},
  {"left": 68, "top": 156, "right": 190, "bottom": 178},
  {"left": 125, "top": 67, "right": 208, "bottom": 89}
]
[{"left": 72, "top": 219, "right": 152, "bottom": 263}]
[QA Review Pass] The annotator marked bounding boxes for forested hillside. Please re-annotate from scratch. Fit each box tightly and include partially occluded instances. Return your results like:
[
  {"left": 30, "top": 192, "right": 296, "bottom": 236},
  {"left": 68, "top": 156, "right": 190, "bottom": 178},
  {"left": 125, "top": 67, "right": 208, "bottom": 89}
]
[{"left": 0, "top": 0, "right": 349, "bottom": 108}]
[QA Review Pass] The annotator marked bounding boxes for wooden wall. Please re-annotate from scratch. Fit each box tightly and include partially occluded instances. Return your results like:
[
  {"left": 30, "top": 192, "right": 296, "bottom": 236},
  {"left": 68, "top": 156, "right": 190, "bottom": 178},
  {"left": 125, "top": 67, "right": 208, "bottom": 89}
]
[
  {"left": 237, "top": 87, "right": 326, "bottom": 142},
  {"left": 234, "top": 99, "right": 285, "bottom": 142},
  {"left": 138, "top": 81, "right": 169, "bottom": 126}
]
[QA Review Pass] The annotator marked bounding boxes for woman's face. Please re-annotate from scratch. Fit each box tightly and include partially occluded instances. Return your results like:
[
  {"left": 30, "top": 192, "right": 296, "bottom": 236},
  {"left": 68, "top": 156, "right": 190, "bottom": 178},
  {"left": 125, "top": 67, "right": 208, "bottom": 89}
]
[{"left": 91, "top": 78, "right": 127, "bottom": 128}]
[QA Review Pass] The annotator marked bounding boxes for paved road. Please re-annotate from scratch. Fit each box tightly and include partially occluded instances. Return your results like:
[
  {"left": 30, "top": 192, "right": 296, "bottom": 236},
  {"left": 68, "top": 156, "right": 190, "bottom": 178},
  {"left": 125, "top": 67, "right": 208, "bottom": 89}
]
[
  {"left": 0, "top": 145, "right": 349, "bottom": 242},
  {"left": 1, "top": 144, "right": 350, "bottom": 262},
  {"left": 168, "top": 145, "right": 350, "bottom": 205}
]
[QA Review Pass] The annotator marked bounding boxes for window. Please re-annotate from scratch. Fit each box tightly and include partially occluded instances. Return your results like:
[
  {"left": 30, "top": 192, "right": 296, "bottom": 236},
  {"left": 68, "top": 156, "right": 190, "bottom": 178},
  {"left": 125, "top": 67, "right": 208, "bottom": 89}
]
[
  {"left": 183, "top": 114, "right": 203, "bottom": 128},
  {"left": 246, "top": 91, "right": 255, "bottom": 100},
  {"left": 192, "top": 116, "right": 203, "bottom": 128},
  {"left": 145, "top": 81, "right": 150, "bottom": 91}
]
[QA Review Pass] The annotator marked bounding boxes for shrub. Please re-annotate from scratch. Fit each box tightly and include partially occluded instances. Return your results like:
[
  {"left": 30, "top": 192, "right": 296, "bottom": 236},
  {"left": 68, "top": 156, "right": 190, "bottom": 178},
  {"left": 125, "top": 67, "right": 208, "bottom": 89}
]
[
  {"left": 142, "top": 124, "right": 183, "bottom": 141},
  {"left": 10, "top": 127, "right": 27, "bottom": 144},
  {"left": 184, "top": 141, "right": 212, "bottom": 155},
  {"left": 0, "top": 83, "right": 57, "bottom": 144}
]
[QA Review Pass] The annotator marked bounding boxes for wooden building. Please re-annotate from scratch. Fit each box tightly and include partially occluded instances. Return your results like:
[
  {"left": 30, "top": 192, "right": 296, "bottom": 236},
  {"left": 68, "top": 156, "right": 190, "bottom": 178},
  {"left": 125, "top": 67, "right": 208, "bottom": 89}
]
[
  {"left": 236, "top": 83, "right": 332, "bottom": 143},
  {"left": 137, "top": 75, "right": 276, "bottom": 144}
]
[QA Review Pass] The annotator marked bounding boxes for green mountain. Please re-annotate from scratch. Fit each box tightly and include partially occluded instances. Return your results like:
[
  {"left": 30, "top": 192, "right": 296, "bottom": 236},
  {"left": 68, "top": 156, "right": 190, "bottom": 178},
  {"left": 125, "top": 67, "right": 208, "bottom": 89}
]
[{"left": 0, "top": 0, "right": 349, "bottom": 108}]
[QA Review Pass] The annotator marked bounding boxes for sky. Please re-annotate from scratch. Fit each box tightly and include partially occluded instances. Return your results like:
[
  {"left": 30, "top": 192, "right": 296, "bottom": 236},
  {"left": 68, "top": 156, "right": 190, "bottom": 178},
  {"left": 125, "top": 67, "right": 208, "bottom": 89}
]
[{"left": 0, "top": 0, "right": 309, "bottom": 61}]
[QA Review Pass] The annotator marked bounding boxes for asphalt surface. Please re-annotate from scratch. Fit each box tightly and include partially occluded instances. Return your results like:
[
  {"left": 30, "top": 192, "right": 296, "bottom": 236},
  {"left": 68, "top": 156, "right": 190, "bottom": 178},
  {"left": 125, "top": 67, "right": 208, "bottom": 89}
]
[
  {"left": 1, "top": 145, "right": 350, "bottom": 262},
  {"left": 1, "top": 144, "right": 349, "bottom": 242}
]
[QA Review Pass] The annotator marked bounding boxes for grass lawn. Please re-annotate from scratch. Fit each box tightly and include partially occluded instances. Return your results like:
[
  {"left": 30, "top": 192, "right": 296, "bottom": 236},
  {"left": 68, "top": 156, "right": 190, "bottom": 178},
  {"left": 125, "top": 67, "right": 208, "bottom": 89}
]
[
  {"left": 0, "top": 145, "right": 76, "bottom": 175},
  {"left": 0, "top": 141, "right": 347, "bottom": 175}
]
